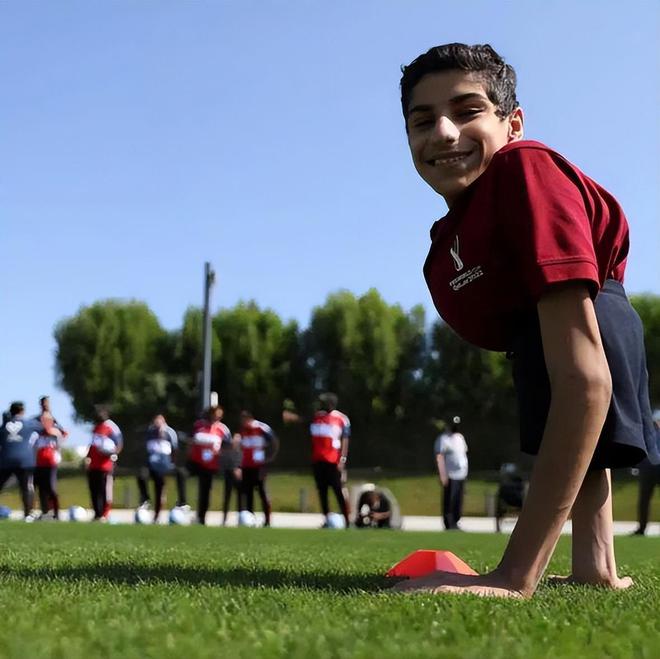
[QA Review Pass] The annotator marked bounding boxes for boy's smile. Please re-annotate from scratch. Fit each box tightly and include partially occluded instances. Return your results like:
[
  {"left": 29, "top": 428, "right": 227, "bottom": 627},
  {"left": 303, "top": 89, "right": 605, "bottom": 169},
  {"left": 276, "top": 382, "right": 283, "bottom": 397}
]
[{"left": 406, "top": 70, "right": 523, "bottom": 206}]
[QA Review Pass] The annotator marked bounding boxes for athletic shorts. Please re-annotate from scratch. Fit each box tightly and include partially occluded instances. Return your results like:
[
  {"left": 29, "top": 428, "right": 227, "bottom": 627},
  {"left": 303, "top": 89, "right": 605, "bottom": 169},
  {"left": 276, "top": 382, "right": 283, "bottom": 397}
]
[
  {"left": 312, "top": 461, "right": 342, "bottom": 489},
  {"left": 510, "top": 280, "right": 658, "bottom": 470}
]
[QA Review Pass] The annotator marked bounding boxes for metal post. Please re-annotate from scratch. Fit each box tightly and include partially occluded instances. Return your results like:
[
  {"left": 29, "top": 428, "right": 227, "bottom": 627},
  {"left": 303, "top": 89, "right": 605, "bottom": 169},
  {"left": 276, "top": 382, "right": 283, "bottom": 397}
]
[{"left": 200, "top": 262, "right": 215, "bottom": 413}]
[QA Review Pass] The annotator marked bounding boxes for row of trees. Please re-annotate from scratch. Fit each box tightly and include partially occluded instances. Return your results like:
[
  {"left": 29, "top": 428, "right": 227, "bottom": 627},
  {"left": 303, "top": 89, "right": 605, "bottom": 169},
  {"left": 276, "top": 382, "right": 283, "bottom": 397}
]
[{"left": 54, "top": 290, "right": 660, "bottom": 471}]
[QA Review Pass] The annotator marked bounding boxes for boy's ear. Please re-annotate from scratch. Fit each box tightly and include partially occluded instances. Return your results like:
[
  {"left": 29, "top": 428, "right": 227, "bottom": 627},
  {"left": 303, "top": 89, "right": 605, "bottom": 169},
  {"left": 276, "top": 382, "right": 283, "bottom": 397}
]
[{"left": 507, "top": 107, "right": 524, "bottom": 141}]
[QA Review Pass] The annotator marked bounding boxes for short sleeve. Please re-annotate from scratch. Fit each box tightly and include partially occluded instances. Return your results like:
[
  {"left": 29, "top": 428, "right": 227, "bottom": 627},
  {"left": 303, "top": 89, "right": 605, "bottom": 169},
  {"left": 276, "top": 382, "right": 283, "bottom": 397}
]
[
  {"left": 498, "top": 147, "right": 600, "bottom": 301},
  {"left": 342, "top": 418, "right": 351, "bottom": 439},
  {"left": 108, "top": 421, "right": 123, "bottom": 444}
]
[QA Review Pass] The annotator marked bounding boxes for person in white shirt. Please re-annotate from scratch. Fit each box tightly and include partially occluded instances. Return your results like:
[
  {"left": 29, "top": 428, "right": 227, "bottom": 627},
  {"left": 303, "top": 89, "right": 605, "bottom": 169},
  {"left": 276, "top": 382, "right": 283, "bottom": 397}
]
[{"left": 434, "top": 416, "right": 468, "bottom": 530}]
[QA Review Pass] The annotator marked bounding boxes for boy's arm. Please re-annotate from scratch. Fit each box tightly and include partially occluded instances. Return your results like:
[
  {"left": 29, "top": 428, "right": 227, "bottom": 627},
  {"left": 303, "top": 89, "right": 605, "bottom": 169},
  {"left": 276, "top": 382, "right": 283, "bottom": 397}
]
[
  {"left": 266, "top": 429, "right": 280, "bottom": 462},
  {"left": 435, "top": 452, "right": 448, "bottom": 486},
  {"left": 496, "top": 282, "right": 611, "bottom": 594},
  {"left": 339, "top": 436, "right": 349, "bottom": 467},
  {"left": 395, "top": 283, "right": 611, "bottom": 598}
]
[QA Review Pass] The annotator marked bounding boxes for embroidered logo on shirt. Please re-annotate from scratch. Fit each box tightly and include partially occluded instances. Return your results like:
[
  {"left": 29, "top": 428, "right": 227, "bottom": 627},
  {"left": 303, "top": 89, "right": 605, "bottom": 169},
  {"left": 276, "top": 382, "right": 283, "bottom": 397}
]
[
  {"left": 449, "top": 266, "right": 484, "bottom": 290},
  {"left": 450, "top": 235, "right": 464, "bottom": 271},
  {"left": 447, "top": 234, "right": 484, "bottom": 290}
]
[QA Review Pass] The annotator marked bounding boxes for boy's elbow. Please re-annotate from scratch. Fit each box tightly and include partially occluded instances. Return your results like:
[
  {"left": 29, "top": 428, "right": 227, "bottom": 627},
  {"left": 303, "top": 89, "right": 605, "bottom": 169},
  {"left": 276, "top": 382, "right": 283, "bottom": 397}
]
[
  {"left": 552, "top": 363, "right": 612, "bottom": 410},
  {"left": 582, "top": 370, "right": 612, "bottom": 411}
]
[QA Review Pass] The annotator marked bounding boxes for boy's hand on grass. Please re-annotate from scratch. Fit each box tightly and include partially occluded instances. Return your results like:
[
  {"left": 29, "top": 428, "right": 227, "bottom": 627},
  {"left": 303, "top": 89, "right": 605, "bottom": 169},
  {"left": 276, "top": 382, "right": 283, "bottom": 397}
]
[{"left": 391, "top": 570, "right": 526, "bottom": 599}]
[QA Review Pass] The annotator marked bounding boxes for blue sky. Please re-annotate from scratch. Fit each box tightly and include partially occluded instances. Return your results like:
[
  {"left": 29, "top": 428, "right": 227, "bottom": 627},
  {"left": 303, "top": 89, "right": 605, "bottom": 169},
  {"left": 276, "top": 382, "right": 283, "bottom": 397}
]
[{"left": 1, "top": 1, "right": 658, "bottom": 444}]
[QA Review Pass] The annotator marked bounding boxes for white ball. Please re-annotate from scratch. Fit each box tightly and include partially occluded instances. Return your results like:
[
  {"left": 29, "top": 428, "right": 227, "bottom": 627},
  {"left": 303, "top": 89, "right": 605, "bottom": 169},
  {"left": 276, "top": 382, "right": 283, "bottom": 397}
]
[
  {"left": 326, "top": 512, "right": 346, "bottom": 529},
  {"left": 134, "top": 507, "right": 152, "bottom": 525},
  {"left": 238, "top": 510, "right": 257, "bottom": 527},
  {"left": 168, "top": 506, "right": 189, "bottom": 526},
  {"left": 68, "top": 506, "right": 88, "bottom": 522}
]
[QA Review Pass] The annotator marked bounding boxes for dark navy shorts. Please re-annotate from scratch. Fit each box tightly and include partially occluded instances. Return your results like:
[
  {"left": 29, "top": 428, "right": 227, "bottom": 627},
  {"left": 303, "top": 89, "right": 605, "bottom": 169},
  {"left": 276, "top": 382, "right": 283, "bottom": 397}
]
[{"left": 510, "top": 280, "right": 659, "bottom": 470}]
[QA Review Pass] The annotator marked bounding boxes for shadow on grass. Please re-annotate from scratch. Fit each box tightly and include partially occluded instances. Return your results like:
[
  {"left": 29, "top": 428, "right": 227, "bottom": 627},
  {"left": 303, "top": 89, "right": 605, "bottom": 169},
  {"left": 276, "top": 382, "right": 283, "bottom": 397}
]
[{"left": 1, "top": 562, "right": 389, "bottom": 593}]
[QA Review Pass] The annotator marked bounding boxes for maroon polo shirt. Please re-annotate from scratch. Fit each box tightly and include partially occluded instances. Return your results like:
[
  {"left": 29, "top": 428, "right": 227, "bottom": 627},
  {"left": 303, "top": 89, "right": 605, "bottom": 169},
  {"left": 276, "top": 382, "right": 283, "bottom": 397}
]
[{"left": 423, "top": 141, "right": 629, "bottom": 351}]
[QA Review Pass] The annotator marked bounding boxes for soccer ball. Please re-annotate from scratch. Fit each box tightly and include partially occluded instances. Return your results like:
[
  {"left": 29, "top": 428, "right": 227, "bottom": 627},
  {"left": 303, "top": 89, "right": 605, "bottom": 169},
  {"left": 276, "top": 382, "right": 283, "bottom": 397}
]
[
  {"left": 238, "top": 510, "right": 257, "bottom": 527},
  {"left": 134, "top": 507, "right": 152, "bottom": 525},
  {"left": 168, "top": 506, "right": 189, "bottom": 526},
  {"left": 0, "top": 505, "right": 11, "bottom": 520},
  {"left": 326, "top": 512, "right": 346, "bottom": 529},
  {"left": 68, "top": 506, "right": 88, "bottom": 522}
]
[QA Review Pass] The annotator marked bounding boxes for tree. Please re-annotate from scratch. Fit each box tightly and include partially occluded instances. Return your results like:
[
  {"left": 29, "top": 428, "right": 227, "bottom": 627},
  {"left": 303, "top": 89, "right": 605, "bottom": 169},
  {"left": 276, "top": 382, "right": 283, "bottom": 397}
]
[
  {"left": 55, "top": 300, "right": 169, "bottom": 421},
  {"left": 210, "top": 301, "right": 307, "bottom": 418},
  {"left": 54, "top": 300, "right": 171, "bottom": 465},
  {"left": 305, "top": 289, "right": 427, "bottom": 465}
]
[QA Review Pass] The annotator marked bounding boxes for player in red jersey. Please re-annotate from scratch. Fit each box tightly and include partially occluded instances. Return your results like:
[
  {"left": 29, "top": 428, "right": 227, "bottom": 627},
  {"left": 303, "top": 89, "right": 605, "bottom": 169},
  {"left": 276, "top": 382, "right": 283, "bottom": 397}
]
[
  {"left": 394, "top": 44, "right": 657, "bottom": 598},
  {"left": 86, "top": 406, "right": 123, "bottom": 521},
  {"left": 33, "top": 396, "right": 68, "bottom": 520},
  {"left": 187, "top": 405, "right": 230, "bottom": 525},
  {"left": 237, "top": 410, "right": 279, "bottom": 527},
  {"left": 309, "top": 393, "right": 351, "bottom": 528}
]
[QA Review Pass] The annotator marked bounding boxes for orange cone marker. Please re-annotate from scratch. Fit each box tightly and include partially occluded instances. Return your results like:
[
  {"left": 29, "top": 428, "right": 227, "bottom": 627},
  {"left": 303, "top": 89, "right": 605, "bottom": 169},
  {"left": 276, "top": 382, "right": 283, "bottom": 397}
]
[{"left": 386, "top": 550, "right": 477, "bottom": 578}]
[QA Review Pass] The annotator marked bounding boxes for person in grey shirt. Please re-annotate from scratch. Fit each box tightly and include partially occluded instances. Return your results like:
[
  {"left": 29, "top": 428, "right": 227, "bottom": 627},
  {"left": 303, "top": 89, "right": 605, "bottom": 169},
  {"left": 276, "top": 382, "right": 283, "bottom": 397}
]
[{"left": 434, "top": 416, "right": 468, "bottom": 530}]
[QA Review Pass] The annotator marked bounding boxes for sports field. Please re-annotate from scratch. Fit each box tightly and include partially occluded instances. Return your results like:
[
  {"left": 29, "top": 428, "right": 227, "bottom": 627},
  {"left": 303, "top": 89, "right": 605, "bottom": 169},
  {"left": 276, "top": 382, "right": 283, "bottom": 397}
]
[
  {"left": 1, "top": 523, "right": 657, "bottom": 658},
  {"left": 0, "top": 471, "right": 652, "bottom": 520}
]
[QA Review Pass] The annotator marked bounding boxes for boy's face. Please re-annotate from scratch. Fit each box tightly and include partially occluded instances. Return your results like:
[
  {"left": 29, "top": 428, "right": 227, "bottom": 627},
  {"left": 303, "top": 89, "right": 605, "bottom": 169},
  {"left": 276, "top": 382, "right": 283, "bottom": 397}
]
[{"left": 406, "top": 70, "right": 523, "bottom": 206}]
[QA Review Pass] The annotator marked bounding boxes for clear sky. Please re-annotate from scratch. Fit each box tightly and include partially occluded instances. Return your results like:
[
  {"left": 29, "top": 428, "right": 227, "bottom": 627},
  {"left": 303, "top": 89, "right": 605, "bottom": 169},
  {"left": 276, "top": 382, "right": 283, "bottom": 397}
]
[{"left": 1, "top": 1, "right": 659, "bottom": 444}]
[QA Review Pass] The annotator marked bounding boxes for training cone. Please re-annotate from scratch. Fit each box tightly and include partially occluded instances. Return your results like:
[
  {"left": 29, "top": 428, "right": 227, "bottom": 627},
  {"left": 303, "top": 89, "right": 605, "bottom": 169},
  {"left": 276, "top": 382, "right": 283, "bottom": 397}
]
[{"left": 386, "top": 550, "right": 478, "bottom": 579}]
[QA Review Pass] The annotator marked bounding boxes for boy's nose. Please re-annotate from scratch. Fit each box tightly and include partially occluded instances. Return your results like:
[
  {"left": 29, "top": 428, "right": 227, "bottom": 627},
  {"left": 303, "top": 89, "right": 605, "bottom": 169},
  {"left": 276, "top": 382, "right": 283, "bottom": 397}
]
[{"left": 433, "top": 116, "right": 460, "bottom": 144}]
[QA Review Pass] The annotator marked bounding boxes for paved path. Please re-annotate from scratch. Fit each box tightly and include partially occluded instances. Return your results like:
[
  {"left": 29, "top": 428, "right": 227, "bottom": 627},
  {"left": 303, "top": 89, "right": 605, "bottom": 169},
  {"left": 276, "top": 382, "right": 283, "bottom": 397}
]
[{"left": 11, "top": 509, "right": 659, "bottom": 536}]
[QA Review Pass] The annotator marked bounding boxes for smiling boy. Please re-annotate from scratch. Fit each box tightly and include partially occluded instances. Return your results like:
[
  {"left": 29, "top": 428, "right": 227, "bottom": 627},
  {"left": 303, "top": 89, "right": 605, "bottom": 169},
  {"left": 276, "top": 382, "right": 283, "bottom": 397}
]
[{"left": 396, "top": 43, "right": 658, "bottom": 598}]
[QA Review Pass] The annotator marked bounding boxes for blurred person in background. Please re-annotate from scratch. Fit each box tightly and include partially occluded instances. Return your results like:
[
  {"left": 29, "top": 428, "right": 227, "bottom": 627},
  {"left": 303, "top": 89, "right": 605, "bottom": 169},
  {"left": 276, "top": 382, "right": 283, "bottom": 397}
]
[
  {"left": 86, "top": 406, "right": 123, "bottom": 521},
  {"left": 434, "top": 416, "right": 468, "bottom": 530},
  {"left": 220, "top": 433, "right": 242, "bottom": 526},
  {"left": 136, "top": 414, "right": 188, "bottom": 523},
  {"left": 632, "top": 409, "right": 660, "bottom": 536},
  {"left": 0, "top": 401, "right": 43, "bottom": 521},
  {"left": 188, "top": 405, "right": 230, "bottom": 525},
  {"left": 310, "top": 393, "right": 351, "bottom": 528},
  {"left": 237, "top": 410, "right": 279, "bottom": 527},
  {"left": 355, "top": 488, "right": 392, "bottom": 528},
  {"left": 33, "top": 396, "right": 68, "bottom": 520}
]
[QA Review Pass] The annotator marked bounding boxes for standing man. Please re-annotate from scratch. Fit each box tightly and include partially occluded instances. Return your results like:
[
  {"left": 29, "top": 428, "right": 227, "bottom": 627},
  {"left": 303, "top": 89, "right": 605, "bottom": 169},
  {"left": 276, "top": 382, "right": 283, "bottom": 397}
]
[
  {"left": 632, "top": 409, "right": 660, "bottom": 536},
  {"left": 220, "top": 433, "right": 242, "bottom": 526},
  {"left": 0, "top": 402, "right": 42, "bottom": 521},
  {"left": 86, "top": 406, "right": 123, "bottom": 521},
  {"left": 434, "top": 416, "right": 468, "bottom": 530},
  {"left": 136, "top": 414, "right": 187, "bottom": 523},
  {"left": 187, "top": 405, "right": 230, "bottom": 525},
  {"left": 310, "top": 393, "right": 351, "bottom": 528},
  {"left": 238, "top": 410, "right": 279, "bottom": 527},
  {"left": 33, "top": 396, "right": 68, "bottom": 520}
]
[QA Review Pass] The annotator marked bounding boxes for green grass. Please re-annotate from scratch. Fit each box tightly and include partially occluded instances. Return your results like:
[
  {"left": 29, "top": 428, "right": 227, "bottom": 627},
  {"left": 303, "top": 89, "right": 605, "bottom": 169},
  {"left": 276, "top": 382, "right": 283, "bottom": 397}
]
[
  {"left": 0, "top": 523, "right": 657, "bottom": 658},
  {"left": 1, "top": 471, "right": 656, "bottom": 520}
]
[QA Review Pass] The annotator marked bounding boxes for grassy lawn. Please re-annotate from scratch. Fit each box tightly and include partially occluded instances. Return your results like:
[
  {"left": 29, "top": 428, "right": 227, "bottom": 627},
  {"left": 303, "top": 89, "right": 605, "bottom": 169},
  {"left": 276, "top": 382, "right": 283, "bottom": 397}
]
[
  {"left": 0, "top": 470, "right": 655, "bottom": 521},
  {"left": 0, "top": 523, "right": 657, "bottom": 658}
]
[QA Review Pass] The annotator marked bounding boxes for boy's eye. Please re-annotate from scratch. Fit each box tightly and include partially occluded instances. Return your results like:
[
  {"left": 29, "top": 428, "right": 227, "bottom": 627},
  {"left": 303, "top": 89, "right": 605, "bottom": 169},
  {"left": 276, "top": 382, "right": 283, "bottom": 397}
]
[
  {"left": 457, "top": 108, "right": 483, "bottom": 118},
  {"left": 412, "top": 118, "right": 434, "bottom": 129}
]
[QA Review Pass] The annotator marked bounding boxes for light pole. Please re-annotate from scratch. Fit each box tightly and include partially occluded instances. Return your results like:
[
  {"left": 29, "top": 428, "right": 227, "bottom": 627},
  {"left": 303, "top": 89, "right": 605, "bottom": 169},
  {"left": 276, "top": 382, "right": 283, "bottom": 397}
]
[{"left": 200, "top": 262, "right": 215, "bottom": 413}]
